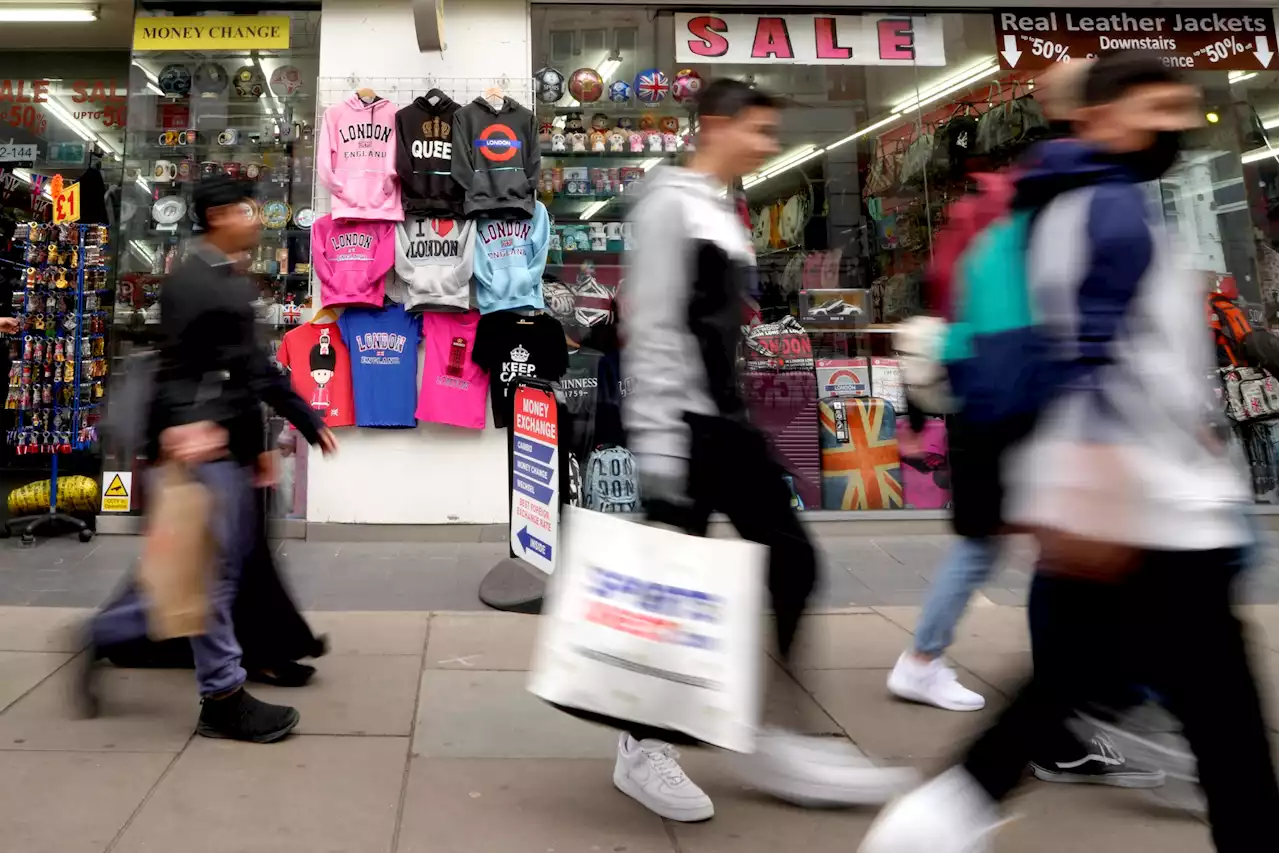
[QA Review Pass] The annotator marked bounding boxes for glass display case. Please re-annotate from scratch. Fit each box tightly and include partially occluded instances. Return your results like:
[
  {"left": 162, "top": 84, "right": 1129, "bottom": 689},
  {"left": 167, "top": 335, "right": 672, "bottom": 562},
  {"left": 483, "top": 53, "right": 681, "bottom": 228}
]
[{"left": 108, "top": 7, "right": 322, "bottom": 520}]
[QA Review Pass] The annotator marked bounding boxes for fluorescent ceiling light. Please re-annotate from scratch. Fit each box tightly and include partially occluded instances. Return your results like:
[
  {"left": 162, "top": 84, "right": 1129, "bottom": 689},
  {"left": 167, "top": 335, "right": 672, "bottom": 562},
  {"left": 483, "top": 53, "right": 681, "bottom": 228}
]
[
  {"left": 0, "top": 6, "right": 97, "bottom": 22},
  {"left": 579, "top": 200, "right": 608, "bottom": 221},
  {"left": 43, "top": 96, "right": 121, "bottom": 157},
  {"left": 896, "top": 63, "right": 1001, "bottom": 115},
  {"left": 892, "top": 56, "right": 996, "bottom": 113},
  {"left": 826, "top": 114, "right": 902, "bottom": 152},
  {"left": 1229, "top": 72, "right": 1258, "bottom": 84},
  {"left": 1241, "top": 146, "right": 1279, "bottom": 165}
]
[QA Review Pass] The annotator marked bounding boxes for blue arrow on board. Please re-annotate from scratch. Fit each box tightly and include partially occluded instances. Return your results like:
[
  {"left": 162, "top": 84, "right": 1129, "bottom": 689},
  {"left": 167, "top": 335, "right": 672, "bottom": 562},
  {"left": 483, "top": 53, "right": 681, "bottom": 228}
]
[{"left": 516, "top": 526, "right": 553, "bottom": 561}]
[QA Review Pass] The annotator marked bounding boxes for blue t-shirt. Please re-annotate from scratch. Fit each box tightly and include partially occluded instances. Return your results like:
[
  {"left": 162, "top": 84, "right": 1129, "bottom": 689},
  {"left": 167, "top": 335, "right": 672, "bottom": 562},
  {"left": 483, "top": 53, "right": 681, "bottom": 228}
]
[{"left": 338, "top": 304, "right": 422, "bottom": 428}]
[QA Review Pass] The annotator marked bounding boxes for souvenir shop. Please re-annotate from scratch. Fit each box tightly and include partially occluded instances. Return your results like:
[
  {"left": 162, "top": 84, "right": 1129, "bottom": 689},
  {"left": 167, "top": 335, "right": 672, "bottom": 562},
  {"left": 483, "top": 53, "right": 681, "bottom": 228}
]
[{"left": 288, "top": 0, "right": 1275, "bottom": 533}]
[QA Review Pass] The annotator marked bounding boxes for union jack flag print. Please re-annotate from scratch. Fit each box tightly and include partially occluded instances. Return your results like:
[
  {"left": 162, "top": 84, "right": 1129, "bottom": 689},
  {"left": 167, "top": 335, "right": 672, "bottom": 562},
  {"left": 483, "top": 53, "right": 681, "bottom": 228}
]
[
  {"left": 819, "top": 398, "right": 903, "bottom": 510},
  {"left": 634, "top": 69, "right": 669, "bottom": 105}
]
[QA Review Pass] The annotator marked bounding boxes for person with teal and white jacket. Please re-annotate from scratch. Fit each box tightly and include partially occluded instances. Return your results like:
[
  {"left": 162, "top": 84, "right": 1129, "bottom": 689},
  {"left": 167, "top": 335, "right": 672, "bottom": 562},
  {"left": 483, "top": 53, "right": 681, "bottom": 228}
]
[{"left": 472, "top": 200, "right": 550, "bottom": 314}]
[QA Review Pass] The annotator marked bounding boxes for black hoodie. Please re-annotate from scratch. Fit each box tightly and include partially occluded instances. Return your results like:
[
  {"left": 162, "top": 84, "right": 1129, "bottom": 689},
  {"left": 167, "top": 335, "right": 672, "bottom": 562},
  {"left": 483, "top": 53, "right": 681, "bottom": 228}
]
[
  {"left": 450, "top": 96, "right": 540, "bottom": 221},
  {"left": 395, "top": 93, "right": 465, "bottom": 217}
]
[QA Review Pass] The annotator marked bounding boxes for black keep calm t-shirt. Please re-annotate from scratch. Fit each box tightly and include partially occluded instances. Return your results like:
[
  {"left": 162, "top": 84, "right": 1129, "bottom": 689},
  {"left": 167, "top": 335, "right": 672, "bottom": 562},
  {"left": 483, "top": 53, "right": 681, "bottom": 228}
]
[{"left": 473, "top": 312, "right": 569, "bottom": 428}]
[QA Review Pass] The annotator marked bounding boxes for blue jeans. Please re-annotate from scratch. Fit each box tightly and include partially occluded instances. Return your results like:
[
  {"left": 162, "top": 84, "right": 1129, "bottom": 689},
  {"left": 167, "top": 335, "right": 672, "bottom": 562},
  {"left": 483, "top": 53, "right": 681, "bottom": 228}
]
[
  {"left": 93, "top": 461, "right": 253, "bottom": 697},
  {"left": 914, "top": 536, "right": 1001, "bottom": 657}
]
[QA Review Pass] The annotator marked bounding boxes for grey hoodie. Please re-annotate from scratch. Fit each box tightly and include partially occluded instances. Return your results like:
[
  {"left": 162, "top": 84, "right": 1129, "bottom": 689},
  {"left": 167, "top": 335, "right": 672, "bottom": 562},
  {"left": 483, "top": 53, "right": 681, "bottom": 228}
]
[
  {"left": 619, "top": 167, "right": 757, "bottom": 475},
  {"left": 391, "top": 215, "right": 475, "bottom": 313}
]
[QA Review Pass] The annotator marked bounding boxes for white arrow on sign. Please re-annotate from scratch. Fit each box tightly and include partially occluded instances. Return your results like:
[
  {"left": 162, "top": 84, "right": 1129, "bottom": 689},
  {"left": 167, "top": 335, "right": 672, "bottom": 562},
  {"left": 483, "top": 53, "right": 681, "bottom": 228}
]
[
  {"left": 1001, "top": 34, "right": 1023, "bottom": 67},
  {"left": 1255, "top": 36, "right": 1274, "bottom": 69}
]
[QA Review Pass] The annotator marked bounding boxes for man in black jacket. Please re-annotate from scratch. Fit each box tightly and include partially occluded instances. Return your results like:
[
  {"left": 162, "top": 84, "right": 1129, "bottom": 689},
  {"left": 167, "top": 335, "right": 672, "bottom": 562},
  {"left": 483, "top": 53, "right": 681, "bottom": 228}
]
[{"left": 82, "top": 176, "right": 338, "bottom": 743}]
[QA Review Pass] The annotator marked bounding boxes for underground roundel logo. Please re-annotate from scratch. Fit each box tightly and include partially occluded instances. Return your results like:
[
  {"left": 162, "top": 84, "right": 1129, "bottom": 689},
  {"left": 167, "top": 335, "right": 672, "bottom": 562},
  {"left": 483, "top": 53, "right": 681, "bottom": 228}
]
[{"left": 475, "top": 123, "right": 521, "bottom": 162}]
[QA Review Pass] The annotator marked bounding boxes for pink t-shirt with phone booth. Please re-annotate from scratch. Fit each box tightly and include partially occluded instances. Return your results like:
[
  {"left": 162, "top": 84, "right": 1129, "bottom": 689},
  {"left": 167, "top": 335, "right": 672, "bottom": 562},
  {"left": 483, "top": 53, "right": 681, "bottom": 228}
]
[{"left": 417, "top": 311, "right": 488, "bottom": 429}]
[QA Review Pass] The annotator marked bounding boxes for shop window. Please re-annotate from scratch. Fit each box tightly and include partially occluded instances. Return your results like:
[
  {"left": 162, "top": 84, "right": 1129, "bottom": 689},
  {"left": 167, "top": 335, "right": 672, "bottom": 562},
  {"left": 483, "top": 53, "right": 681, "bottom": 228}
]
[
  {"left": 115, "top": 5, "right": 321, "bottom": 520},
  {"left": 532, "top": 4, "right": 1280, "bottom": 512}
]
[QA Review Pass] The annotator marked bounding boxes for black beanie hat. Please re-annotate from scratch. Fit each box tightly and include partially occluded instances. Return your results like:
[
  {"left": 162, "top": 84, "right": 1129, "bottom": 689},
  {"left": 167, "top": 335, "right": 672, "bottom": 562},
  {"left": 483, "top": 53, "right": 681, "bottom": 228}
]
[{"left": 194, "top": 174, "right": 252, "bottom": 228}]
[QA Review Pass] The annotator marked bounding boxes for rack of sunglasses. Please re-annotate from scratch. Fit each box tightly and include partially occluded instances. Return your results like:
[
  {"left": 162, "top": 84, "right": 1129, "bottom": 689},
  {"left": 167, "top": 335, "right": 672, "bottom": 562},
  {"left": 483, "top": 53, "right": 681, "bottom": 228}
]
[{"left": 5, "top": 222, "right": 110, "bottom": 460}]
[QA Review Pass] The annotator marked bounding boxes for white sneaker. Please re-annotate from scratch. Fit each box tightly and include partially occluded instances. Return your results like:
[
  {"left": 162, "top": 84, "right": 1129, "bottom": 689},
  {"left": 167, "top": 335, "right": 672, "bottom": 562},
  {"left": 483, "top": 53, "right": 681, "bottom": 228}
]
[
  {"left": 887, "top": 652, "right": 986, "bottom": 712},
  {"left": 613, "top": 733, "right": 714, "bottom": 822},
  {"left": 742, "top": 728, "right": 920, "bottom": 807},
  {"left": 859, "top": 767, "right": 1008, "bottom": 853}
]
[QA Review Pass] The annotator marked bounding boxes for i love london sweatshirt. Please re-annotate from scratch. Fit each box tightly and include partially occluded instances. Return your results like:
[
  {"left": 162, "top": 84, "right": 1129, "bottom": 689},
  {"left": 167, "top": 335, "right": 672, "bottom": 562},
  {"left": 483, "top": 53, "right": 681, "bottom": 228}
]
[
  {"left": 472, "top": 201, "right": 550, "bottom": 314},
  {"left": 313, "top": 214, "right": 396, "bottom": 308},
  {"left": 317, "top": 95, "right": 403, "bottom": 221}
]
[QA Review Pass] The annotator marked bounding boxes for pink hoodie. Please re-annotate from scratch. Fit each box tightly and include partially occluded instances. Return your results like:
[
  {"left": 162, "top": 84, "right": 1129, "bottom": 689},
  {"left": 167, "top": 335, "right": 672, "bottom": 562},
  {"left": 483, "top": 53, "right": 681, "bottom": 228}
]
[
  {"left": 313, "top": 215, "right": 395, "bottom": 308},
  {"left": 317, "top": 95, "right": 403, "bottom": 221}
]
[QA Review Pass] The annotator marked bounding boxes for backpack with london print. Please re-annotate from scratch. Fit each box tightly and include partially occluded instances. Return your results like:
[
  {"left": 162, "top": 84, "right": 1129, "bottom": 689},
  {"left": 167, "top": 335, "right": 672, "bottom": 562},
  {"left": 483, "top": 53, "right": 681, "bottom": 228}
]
[{"left": 584, "top": 446, "right": 639, "bottom": 513}]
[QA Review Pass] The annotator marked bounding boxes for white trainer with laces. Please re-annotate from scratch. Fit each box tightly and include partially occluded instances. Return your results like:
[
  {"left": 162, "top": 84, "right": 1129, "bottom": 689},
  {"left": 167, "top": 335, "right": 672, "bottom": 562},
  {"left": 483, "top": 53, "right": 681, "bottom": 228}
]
[
  {"left": 887, "top": 652, "right": 987, "bottom": 712},
  {"left": 743, "top": 728, "right": 920, "bottom": 806},
  {"left": 613, "top": 734, "right": 714, "bottom": 822},
  {"left": 859, "top": 767, "right": 1009, "bottom": 853}
]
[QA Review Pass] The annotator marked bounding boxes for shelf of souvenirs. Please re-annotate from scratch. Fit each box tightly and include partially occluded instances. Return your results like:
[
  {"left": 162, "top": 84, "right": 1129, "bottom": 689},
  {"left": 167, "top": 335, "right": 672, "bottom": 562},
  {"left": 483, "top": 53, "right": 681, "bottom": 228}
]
[
  {"left": 540, "top": 149, "right": 678, "bottom": 161},
  {"left": 541, "top": 105, "right": 694, "bottom": 117}
]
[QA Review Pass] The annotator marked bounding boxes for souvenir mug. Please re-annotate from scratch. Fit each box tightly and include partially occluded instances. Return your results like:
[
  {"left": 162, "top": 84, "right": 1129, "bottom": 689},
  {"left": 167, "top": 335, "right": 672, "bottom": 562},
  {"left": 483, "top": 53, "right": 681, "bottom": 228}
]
[
  {"left": 200, "top": 160, "right": 221, "bottom": 178},
  {"left": 223, "top": 162, "right": 242, "bottom": 179},
  {"left": 605, "top": 222, "right": 623, "bottom": 242},
  {"left": 152, "top": 159, "right": 178, "bottom": 182},
  {"left": 245, "top": 162, "right": 262, "bottom": 180},
  {"left": 178, "top": 129, "right": 198, "bottom": 145},
  {"left": 217, "top": 128, "right": 239, "bottom": 145},
  {"left": 177, "top": 159, "right": 195, "bottom": 182},
  {"left": 157, "top": 130, "right": 179, "bottom": 146}
]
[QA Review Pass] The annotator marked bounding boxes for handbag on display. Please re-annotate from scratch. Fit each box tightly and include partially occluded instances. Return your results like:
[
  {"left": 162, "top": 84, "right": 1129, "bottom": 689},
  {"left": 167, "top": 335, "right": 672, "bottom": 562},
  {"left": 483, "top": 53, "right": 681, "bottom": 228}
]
[
  {"left": 528, "top": 506, "right": 766, "bottom": 752},
  {"left": 1221, "top": 365, "right": 1278, "bottom": 421}
]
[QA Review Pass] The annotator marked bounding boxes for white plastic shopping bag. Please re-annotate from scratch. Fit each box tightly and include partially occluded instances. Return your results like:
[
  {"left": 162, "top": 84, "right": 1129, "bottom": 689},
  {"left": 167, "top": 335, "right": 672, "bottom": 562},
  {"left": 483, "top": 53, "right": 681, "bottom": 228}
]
[{"left": 528, "top": 506, "right": 766, "bottom": 753}]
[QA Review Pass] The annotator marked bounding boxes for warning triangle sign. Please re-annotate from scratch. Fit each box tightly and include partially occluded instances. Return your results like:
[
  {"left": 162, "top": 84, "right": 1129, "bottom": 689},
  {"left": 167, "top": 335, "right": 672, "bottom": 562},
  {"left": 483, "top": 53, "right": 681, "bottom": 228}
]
[{"left": 104, "top": 475, "right": 128, "bottom": 497}]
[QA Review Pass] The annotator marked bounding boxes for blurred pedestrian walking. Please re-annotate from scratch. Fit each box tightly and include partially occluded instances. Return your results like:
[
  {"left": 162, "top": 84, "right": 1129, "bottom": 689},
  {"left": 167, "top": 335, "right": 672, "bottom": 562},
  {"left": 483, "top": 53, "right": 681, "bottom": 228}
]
[
  {"left": 861, "top": 50, "right": 1276, "bottom": 853},
  {"left": 78, "top": 175, "right": 338, "bottom": 742}
]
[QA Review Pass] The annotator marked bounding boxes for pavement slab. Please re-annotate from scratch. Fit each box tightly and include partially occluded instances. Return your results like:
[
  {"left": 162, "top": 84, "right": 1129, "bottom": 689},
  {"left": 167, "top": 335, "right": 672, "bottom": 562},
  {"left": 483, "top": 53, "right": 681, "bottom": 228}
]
[
  {"left": 302, "top": 610, "right": 430, "bottom": 656},
  {"left": 792, "top": 613, "right": 915, "bottom": 670},
  {"left": 0, "top": 750, "right": 173, "bottom": 853},
  {"left": 0, "top": 651, "right": 72, "bottom": 713},
  {"left": 425, "top": 612, "right": 540, "bottom": 670},
  {"left": 0, "top": 605, "right": 90, "bottom": 652},
  {"left": 414, "top": 669, "right": 617, "bottom": 759},
  {"left": 111, "top": 735, "right": 407, "bottom": 853},
  {"left": 250, "top": 654, "right": 423, "bottom": 736},
  {"left": 396, "top": 758, "right": 674, "bottom": 853}
]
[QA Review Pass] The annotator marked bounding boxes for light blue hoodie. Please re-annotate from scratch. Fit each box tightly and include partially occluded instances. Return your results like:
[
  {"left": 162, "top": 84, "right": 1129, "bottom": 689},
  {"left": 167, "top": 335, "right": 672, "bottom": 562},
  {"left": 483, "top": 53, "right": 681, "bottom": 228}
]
[{"left": 472, "top": 201, "right": 549, "bottom": 314}]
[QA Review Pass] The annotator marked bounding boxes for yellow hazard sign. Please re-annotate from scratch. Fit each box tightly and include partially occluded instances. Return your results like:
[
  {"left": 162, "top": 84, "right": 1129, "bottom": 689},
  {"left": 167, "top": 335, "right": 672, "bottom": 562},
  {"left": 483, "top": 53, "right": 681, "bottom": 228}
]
[{"left": 101, "top": 472, "right": 132, "bottom": 512}]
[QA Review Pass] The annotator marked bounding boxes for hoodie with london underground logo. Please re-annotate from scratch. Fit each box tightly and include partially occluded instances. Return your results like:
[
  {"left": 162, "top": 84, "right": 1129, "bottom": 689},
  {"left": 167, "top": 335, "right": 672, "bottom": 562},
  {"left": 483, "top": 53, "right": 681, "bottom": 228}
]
[
  {"left": 450, "top": 95, "right": 540, "bottom": 221},
  {"left": 317, "top": 94, "right": 403, "bottom": 222}
]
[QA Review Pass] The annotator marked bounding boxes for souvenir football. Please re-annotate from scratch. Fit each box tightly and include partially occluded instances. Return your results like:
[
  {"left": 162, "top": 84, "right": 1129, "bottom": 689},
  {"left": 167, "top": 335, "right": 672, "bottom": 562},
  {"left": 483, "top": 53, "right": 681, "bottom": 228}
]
[
  {"left": 634, "top": 68, "right": 669, "bottom": 106},
  {"left": 568, "top": 68, "right": 604, "bottom": 103},
  {"left": 158, "top": 64, "right": 192, "bottom": 97},
  {"left": 192, "top": 62, "right": 228, "bottom": 94},
  {"left": 671, "top": 68, "right": 704, "bottom": 104},
  {"left": 607, "top": 80, "right": 632, "bottom": 104},
  {"left": 269, "top": 65, "right": 304, "bottom": 97},
  {"left": 534, "top": 67, "right": 566, "bottom": 103},
  {"left": 233, "top": 65, "right": 266, "bottom": 99}
]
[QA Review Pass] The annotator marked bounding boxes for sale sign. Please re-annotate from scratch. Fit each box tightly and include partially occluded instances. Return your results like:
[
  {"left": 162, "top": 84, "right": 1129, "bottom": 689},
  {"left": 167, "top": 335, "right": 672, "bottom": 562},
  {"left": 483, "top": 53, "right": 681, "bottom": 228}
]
[
  {"left": 511, "top": 384, "right": 559, "bottom": 575},
  {"left": 994, "top": 9, "right": 1277, "bottom": 71},
  {"left": 675, "top": 13, "right": 946, "bottom": 66}
]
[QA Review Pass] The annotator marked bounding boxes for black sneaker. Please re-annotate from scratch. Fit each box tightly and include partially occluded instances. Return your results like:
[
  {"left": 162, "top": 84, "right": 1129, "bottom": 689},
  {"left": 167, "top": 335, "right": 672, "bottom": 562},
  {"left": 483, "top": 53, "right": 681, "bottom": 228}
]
[
  {"left": 196, "top": 688, "right": 300, "bottom": 743},
  {"left": 74, "top": 627, "right": 104, "bottom": 719},
  {"left": 1031, "top": 734, "right": 1166, "bottom": 788}
]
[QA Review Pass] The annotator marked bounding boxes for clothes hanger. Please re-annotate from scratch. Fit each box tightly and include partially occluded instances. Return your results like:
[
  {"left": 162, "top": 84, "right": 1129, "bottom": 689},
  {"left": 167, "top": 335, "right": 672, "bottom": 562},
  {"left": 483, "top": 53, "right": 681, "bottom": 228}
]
[
  {"left": 424, "top": 86, "right": 446, "bottom": 106},
  {"left": 483, "top": 83, "right": 505, "bottom": 109},
  {"left": 356, "top": 86, "right": 378, "bottom": 105},
  {"left": 311, "top": 306, "right": 340, "bottom": 324}
]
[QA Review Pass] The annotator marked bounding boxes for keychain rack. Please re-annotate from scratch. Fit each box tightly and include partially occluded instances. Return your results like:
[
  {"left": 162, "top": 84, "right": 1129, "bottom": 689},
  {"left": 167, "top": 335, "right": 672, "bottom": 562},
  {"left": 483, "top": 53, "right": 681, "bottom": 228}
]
[{"left": 3, "top": 221, "right": 109, "bottom": 544}]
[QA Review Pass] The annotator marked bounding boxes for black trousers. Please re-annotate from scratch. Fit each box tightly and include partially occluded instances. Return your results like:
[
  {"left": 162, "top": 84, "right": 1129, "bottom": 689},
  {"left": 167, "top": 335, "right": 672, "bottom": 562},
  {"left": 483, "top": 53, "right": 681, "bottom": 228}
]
[
  {"left": 963, "top": 548, "right": 1277, "bottom": 853},
  {"left": 565, "top": 416, "right": 820, "bottom": 745}
]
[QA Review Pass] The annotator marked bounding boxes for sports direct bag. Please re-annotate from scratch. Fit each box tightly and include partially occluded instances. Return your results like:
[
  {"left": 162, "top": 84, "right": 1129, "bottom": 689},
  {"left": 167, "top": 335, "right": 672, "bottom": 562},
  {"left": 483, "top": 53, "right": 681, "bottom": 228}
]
[{"left": 528, "top": 506, "right": 766, "bottom": 752}]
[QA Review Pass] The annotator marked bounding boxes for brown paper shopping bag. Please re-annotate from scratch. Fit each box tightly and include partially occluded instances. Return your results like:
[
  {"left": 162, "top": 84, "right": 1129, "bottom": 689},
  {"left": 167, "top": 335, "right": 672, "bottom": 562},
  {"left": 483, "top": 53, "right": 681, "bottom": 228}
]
[{"left": 137, "top": 464, "right": 216, "bottom": 639}]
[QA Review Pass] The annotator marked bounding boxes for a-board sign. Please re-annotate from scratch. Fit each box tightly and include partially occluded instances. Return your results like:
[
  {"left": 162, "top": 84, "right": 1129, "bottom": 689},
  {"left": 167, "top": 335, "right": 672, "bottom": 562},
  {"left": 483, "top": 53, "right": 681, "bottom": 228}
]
[{"left": 511, "top": 384, "right": 559, "bottom": 574}]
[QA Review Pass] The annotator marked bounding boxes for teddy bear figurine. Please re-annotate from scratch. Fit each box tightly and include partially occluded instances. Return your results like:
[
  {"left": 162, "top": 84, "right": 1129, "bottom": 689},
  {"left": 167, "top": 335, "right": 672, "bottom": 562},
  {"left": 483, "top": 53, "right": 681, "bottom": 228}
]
[
  {"left": 628, "top": 132, "right": 646, "bottom": 153},
  {"left": 550, "top": 131, "right": 567, "bottom": 153}
]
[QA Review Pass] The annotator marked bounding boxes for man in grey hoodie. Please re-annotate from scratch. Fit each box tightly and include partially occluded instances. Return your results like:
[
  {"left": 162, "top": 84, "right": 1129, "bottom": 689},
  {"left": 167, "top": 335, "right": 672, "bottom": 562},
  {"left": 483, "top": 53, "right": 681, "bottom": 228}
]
[{"left": 614, "top": 79, "right": 916, "bottom": 823}]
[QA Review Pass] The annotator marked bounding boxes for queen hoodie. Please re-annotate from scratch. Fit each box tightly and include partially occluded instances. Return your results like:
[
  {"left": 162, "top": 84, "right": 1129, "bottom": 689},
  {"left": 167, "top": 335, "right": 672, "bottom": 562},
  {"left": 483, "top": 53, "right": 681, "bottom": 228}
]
[
  {"left": 472, "top": 201, "right": 549, "bottom": 314},
  {"left": 393, "top": 215, "right": 475, "bottom": 312},
  {"left": 396, "top": 94, "right": 465, "bottom": 217},
  {"left": 450, "top": 96, "right": 540, "bottom": 220},
  {"left": 313, "top": 214, "right": 396, "bottom": 308},
  {"left": 318, "top": 95, "right": 403, "bottom": 221}
]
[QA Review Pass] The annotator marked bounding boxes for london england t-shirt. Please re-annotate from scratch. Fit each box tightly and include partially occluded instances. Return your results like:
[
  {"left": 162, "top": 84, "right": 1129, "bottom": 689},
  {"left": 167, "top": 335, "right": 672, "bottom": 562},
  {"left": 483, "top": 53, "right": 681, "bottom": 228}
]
[
  {"left": 472, "top": 311, "right": 568, "bottom": 428},
  {"left": 417, "top": 310, "right": 488, "bottom": 430},
  {"left": 276, "top": 323, "right": 356, "bottom": 428},
  {"left": 338, "top": 303, "right": 423, "bottom": 428}
]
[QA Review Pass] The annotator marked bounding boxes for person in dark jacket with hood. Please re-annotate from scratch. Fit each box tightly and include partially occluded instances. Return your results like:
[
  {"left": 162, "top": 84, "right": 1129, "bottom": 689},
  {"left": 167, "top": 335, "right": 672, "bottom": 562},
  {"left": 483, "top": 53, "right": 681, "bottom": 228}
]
[{"left": 81, "top": 175, "right": 339, "bottom": 743}]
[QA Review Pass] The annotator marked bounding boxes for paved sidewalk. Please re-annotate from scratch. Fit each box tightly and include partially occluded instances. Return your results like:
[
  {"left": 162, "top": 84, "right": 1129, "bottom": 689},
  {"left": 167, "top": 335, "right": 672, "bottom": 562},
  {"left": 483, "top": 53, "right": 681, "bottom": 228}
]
[{"left": 1, "top": 603, "right": 1275, "bottom": 852}]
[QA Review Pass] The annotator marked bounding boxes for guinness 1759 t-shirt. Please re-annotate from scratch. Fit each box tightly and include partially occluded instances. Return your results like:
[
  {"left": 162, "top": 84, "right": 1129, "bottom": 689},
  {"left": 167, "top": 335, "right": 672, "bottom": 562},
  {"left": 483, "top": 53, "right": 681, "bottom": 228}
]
[{"left": 472, "top": 311, "right": 568, "bottom": 428}]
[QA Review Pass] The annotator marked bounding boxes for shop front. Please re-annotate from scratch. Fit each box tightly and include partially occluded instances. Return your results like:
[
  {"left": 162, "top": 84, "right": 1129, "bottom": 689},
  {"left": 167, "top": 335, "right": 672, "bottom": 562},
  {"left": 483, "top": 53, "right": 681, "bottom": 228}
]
[{"left": 296, "top": 0, "right": 1276, "bottom": 535}]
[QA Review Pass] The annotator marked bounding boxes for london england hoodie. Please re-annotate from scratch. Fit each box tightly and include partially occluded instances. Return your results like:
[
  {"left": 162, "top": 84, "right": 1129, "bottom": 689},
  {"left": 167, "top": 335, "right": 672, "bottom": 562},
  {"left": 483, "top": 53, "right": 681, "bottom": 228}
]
[
  {"left": 317, "top": 95, "right": 403, "bottom": 221},
  {"left": 313, "top": 214, "right": 396, "bottom": 308},
  {"left": 396, "top": 93, "right": 465, "bottom": 217},
  {"left": 450, "top": 96, "right": 541, "bottom": 220},
  {"left": 393, "top": 215, "right": 475, "bottom": 313},
  {"left": 472, "top": 201, "right": 549, "bottom": 314}
]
